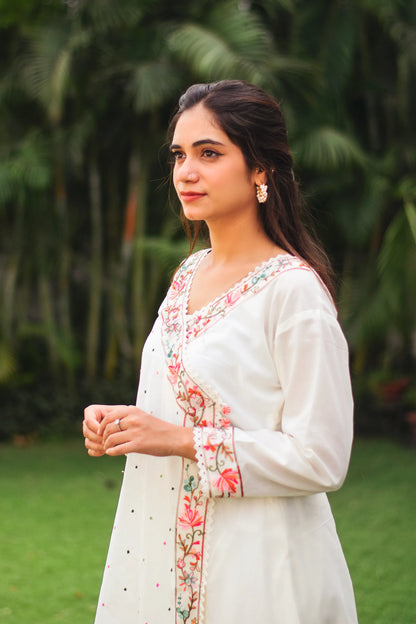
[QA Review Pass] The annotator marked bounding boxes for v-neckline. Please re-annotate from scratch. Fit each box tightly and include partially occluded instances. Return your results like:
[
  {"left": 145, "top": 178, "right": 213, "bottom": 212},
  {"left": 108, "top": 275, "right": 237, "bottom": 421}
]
[{"left": 184, "top": 248, "right": 294, "bottom": 318}]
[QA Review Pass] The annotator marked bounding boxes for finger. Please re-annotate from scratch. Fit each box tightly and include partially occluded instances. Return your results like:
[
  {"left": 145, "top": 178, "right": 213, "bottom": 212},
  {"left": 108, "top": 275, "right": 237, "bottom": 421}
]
[
  {"left": 85, "top": 434, "right": 104, "bottom": 450},
  {"left": 102, "top": 418, "right": 129, "bottom": 443},
  {"left": 103, "top": 429, "right": 130, "bottom": 452},
  {"left": 83, "top": 420, "right": 103, "bottom": 443},
  {"left": 105, "top": 440, "right": 135, "bottom": 457},
  {"left": 98, "top": 406, "right": 131, "bottom": 436},
  {"left": 87, "top": 448, "right": 106, "bottom": 457},
  {"left": 85, "top": 437, "right": 105, "bottom": 456},
  {"left": 84, "top": 404, "right": 116, "bottom": 433}
]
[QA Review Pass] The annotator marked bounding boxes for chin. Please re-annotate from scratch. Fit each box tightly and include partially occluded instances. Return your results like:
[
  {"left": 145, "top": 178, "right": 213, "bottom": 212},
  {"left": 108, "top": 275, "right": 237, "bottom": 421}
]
[{"left": 182, "top": 207, "right": 206, "bottom": 221}]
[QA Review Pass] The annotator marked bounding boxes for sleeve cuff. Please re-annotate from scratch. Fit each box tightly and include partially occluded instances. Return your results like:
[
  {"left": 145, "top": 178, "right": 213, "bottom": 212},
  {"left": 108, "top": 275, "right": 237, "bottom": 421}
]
[{"left": 193, "top": 425, "right": 243, "bottom": 498}]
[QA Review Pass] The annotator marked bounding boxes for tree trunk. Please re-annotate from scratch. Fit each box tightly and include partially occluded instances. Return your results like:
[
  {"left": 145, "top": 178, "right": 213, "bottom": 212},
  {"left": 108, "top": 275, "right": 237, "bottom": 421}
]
[
  {"left": 85, "top": 149, "right": 103, "bottom": 379},
  {"left": 53, "top": 131, "right": 74, "bottom": 383}
]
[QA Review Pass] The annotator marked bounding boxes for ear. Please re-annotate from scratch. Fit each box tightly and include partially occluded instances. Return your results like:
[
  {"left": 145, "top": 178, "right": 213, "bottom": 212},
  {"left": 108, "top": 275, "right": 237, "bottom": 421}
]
[{"left": 253, "top": 167, "right": 268, "bottom": 187}]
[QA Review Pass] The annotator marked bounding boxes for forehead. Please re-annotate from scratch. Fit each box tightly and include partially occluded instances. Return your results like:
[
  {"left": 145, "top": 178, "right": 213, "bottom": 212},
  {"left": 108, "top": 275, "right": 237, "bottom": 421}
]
[{"left": 172, "top": 103, "right": 229, "bottom": 145}]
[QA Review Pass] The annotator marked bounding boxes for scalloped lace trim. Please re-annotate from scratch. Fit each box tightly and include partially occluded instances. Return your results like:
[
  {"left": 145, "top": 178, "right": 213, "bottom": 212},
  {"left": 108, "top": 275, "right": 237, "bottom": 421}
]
[{"left": 193, "top": 426, "right": 210, "bottom": 498}]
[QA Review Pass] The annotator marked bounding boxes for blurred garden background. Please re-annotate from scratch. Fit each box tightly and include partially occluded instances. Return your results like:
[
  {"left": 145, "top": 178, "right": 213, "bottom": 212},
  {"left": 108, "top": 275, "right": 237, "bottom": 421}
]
[{"left": 0, "top": 0, "right": 415, "bottom": 622}]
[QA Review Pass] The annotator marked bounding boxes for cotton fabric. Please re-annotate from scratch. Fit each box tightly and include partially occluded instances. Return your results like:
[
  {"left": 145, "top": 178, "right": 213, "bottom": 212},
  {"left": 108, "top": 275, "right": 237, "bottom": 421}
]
[{"left": 94, "top": 249, "right": 358, "bottom": 624}]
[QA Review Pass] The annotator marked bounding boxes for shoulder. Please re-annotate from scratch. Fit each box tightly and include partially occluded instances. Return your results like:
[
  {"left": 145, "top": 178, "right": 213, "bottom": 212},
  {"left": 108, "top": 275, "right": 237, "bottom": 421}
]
[{"left": 267, "top": 256, "right": 338, "bottom": 324}]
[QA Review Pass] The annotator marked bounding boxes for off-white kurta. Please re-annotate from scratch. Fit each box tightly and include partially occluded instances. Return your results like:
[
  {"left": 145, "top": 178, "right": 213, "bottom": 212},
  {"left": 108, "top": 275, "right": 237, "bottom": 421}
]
[{"left": 95, "top": 249, "right": 358, "bottom": 624}]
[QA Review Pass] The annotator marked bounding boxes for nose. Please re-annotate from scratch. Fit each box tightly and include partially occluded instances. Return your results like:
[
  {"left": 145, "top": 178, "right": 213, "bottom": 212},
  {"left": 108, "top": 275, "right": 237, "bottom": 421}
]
[{"left": 175, "top": 156, "right": 199, "bottom": 183}]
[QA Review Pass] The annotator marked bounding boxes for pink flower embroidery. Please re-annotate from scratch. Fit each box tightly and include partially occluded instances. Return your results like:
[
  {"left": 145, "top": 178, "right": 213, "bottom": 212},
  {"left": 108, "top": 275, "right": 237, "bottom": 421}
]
[
  {"left": 225, "top": 290, "right": 241, "bottom": 306},
  {"left": 171, "top": 279, "right": 186, "bottom": 294},
  {"left": 219, "top": 417, "right": 231, "bottom": 428},
  {"left": 167, "top": 361, "right": 181, "bottom": 384},
  {"left": 178, "top": 504, "right": 204, "bottom": 528},
  {"left": 213, "top": 468, "right": 240, "bottom": 494}
]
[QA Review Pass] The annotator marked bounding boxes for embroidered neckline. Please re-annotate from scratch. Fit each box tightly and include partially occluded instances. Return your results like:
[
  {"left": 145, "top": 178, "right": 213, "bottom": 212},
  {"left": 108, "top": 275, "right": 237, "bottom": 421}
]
[
  {"left": 181, "top": 250, "right": 308, "bottom": 343},
  {"left": 185, "top": 248, "right": 296, "bottom": 319}
]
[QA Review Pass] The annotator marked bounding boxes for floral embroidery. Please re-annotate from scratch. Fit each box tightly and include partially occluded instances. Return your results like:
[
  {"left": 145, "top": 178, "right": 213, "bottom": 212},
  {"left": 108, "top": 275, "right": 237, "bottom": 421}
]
[
  {"left": 200, "top": 425, "right": 241, "bottom": 497},
  {"left": 175, "top": 464, "right": 205, "bottom": 622},
  {"left": 185, "top": 253, "right": 308, "bottom": 342},
  {"left": 160, "top": 249, "right": 308, "bottom": 624}
]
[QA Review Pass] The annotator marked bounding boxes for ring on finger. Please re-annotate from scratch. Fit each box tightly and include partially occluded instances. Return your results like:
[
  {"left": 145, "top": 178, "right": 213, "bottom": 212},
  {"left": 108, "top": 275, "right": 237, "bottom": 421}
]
[{"left": 115, "top": 418, "right": 123, "bottom": 432}]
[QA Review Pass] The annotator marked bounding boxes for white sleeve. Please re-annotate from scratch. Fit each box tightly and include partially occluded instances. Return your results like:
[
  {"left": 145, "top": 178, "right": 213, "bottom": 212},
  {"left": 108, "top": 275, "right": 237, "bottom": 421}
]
[
  {"left": 233, "top": 308, "right": 354, "bottom": 497},
  {"left": 193, "top": 271, "right": 354, "bottom": 499}
]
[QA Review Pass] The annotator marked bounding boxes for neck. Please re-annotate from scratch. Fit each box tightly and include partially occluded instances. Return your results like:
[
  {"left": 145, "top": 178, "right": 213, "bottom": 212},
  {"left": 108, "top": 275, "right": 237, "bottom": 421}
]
[{"left": 205, "top": 212, "right": 278, "bottom": 265}]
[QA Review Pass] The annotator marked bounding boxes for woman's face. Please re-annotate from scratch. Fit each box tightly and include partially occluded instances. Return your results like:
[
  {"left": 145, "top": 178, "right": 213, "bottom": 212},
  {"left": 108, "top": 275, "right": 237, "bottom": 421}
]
[{"left": 171, "top": 103, "right": 263, "bottom": 225}]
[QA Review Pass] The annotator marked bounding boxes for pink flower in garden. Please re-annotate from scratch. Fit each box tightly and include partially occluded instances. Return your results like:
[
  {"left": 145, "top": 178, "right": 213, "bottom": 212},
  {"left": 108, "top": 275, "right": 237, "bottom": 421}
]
[
  {"left": 213, "top": 468, "right": 239, "bottom": 494},
  {"left": 178, "top": 504, "right": 204, "bottom": 528}
]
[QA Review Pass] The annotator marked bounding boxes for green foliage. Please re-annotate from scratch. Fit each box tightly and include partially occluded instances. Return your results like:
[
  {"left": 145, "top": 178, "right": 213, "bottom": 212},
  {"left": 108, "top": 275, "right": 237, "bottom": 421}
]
[
  {"left": 0, "top": 0, "right": 415, "bottom": 436},
  {"left": 0, "top": 131, "right": 51, "bottom": 202},
  {"left": 293, "top": 126, "right": 367, "bottom": 170}
]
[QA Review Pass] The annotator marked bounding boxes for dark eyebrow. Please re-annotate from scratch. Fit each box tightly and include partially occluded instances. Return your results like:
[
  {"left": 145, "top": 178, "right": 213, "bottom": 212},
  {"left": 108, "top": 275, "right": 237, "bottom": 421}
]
[{"left": 170, "top": 139, "right": 225, "bottom": 151}]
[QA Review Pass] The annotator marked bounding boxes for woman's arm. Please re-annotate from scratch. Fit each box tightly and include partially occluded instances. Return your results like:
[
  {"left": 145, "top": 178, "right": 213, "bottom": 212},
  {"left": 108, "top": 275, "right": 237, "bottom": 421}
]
[{"left": 193, "top": 309, "right": 354, "bottom": 498}]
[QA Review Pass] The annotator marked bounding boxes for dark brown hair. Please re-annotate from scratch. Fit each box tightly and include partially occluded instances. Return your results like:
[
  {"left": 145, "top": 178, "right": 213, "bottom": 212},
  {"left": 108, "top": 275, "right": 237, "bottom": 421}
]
[{"left": 168, "top": 80, "right": 335, "bottom": 299}]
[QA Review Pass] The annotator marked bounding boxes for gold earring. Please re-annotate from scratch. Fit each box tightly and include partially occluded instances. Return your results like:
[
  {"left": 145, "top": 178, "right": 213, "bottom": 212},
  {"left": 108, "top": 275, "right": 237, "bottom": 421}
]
[{"left": 256, "top": 183, "right": 268, "bottom": 203}]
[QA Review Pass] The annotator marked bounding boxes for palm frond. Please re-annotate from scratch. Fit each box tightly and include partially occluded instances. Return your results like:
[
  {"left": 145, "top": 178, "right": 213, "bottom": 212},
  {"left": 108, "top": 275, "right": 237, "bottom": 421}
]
[
  {"left": 167, "top": 2, "right": 275, "bottom": 86},
  {"left": 18, "top": 25, "right": 90, "bottom": 123},
  {"left": 207, "top": 2, "right": 271, "bottom": 63},
  {"left": 293, "top": 126, "right": 367, "bottom": 170},
  {"left": 128, "top": 60, "right": 184, "bottom": 114},
  {"left": 0, "top": 132, "right": 51, "bottom": 202},
  {"left": 78, "top": 0, "right": 143, "bottom": 32}
]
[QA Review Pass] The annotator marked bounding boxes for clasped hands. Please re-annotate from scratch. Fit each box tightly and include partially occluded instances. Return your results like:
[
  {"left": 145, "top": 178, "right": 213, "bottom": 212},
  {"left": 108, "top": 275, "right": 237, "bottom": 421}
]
[{"left": 83, "top": 404, "right": 195, "bottom": 460}]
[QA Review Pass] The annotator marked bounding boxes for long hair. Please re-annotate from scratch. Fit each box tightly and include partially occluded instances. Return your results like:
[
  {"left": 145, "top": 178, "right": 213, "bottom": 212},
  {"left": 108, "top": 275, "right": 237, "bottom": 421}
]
[{"left": 168, "top": 80, "right": 336, "bottom": 299}]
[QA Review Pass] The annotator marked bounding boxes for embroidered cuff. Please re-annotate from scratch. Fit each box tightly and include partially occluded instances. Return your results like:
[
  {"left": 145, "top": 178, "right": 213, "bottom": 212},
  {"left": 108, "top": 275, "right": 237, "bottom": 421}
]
[{"left": 193, "top": 426, "right": 243, "bottom": 498}]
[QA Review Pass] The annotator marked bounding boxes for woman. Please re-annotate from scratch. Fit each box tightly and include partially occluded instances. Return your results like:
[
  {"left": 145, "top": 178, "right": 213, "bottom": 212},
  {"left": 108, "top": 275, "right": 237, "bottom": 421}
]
[{"left": 83, "top": 80, "right": 358, "bottom": 624}]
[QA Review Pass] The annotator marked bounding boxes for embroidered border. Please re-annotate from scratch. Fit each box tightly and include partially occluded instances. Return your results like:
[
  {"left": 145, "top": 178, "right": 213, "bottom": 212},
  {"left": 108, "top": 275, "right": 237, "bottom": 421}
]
[{"left": 160, "top": 250, "right": 309, "bottom": 624}]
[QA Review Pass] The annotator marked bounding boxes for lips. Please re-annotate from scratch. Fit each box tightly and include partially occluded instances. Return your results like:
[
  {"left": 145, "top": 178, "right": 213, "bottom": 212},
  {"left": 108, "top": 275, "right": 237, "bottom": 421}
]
[{"left": 180, "top": 192, "right": 206, "bottom": 202}]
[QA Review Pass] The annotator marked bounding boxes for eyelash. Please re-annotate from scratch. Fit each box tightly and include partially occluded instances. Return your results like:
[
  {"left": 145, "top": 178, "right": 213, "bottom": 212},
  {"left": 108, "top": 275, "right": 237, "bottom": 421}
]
[{"left": 170, "top": 149, "right": 221, "bottom": 163}]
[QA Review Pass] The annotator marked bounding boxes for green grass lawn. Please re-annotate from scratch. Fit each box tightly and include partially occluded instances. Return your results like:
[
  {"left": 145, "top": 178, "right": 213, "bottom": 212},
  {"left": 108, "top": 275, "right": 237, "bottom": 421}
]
[{"left": 0, "top": 438, "right": 415, "bottom": 623}]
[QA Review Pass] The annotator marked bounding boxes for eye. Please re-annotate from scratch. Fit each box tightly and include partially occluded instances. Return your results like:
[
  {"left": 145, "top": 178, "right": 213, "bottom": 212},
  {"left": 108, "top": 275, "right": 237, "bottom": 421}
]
[
  {"left": 170, "top": 150, "right": 184, "bottom": 163},
  {"left": 202, "top": 149, "right": 220, "bottom": 159}
]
